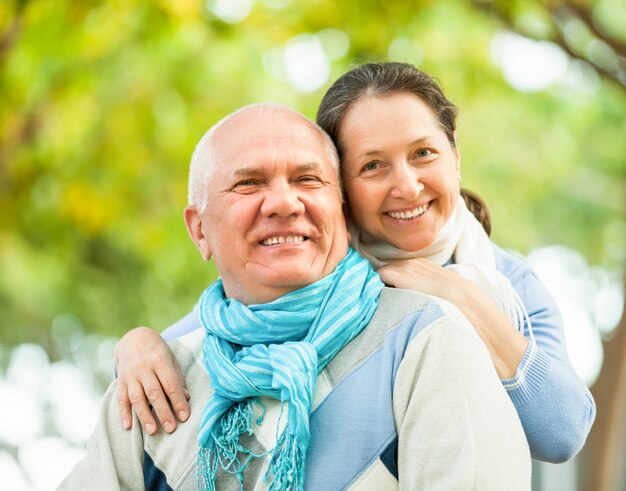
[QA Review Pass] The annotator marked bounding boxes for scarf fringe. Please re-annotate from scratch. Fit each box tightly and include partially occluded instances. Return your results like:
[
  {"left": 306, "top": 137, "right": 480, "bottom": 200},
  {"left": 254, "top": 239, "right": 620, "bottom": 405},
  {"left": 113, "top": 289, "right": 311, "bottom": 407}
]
[
  {"left": 196, "top": 398, "right": 306, "bottom": 491},
  {"left": 197, "top": 399, "right": 268, "bottom": 491},
  {"left": 265, "top": 429, "right": 306, "bottom": 491}
]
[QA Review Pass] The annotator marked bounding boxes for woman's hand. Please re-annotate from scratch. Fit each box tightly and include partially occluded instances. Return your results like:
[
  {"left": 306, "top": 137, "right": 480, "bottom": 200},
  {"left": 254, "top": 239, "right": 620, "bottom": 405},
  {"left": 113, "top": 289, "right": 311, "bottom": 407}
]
[
  {"left": 114, "top": 327, "right": 190, "bottom": 435},
  {"left": 378, "top": 258, "right": 469, "bottom": 301},
  {"left": 378, "top": 258, "right": 528, "bottom": 380}
]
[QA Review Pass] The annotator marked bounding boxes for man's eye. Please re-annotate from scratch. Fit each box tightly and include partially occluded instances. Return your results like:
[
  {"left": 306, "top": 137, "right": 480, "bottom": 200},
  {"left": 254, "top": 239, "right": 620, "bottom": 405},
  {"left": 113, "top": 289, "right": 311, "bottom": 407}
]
[
  {"left": 414, "top": 148, "right": 432, "bottom": 158},
  {"left": 298, "top": 175, "right": 322, "bottom": 183},
  {"left": 232, "top": 179, "right": 262, "bottom": 191},
  {"left": 236, "top": 180, "right": 259, "bottom": 186},
  {"left": 362, "top": 161, "right": 380, "bottom": 172}
]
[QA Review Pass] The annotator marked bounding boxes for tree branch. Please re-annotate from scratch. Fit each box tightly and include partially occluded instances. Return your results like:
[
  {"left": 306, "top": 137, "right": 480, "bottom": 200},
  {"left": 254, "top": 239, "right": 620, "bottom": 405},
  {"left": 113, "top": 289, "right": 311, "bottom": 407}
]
[
  {"left": 566, "top": 2, "right": 626, "bottom": 58},
  {"left": 471, "top": 0, "right": 626, "bottom": 89}
]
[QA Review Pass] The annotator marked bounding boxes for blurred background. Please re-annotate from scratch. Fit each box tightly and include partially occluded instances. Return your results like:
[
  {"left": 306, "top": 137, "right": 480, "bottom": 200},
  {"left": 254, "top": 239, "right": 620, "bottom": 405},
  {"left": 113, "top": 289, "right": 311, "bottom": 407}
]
[{"left": 0, "top": 0, "right": 624, "bottom": 489}]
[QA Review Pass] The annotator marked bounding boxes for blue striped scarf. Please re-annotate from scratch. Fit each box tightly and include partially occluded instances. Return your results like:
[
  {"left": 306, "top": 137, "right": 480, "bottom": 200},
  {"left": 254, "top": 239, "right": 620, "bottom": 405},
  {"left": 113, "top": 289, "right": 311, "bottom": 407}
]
[{"left": 196, "top": 247, "right": 384, "bottom": 490}]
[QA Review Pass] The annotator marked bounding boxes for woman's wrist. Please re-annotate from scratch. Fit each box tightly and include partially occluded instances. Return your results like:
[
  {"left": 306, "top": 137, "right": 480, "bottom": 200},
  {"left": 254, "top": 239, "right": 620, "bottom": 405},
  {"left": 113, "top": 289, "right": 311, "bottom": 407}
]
[{"left": 452, "top": 281, "right": 528, "bottom": 379}]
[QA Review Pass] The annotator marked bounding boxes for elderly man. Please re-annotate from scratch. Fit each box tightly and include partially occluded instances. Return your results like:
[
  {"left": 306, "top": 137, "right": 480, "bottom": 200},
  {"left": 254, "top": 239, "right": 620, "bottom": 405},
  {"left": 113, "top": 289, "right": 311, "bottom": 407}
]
[{"left": 59, "top": 104, "right": 530, "bottom": 490}]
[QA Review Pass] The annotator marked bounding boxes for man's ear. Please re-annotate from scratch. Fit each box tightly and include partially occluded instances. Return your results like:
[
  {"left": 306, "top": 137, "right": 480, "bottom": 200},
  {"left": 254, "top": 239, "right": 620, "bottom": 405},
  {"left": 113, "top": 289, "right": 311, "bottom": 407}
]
[{"left": 184, "top": 206, "right": 212, "bottom": 261}]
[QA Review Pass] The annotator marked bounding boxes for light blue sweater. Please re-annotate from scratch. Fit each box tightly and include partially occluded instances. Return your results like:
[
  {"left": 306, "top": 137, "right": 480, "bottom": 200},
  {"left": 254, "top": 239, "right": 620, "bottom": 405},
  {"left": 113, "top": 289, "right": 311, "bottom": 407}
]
[{"left": 162, "top": 243, "right": 596, "bottom": 463}]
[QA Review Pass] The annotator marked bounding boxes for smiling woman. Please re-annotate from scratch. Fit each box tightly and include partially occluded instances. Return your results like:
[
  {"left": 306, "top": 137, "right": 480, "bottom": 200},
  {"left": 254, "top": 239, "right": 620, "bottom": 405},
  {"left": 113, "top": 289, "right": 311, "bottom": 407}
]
[{"left": 314, "top": 62, "right": 595, "bottom": 463}]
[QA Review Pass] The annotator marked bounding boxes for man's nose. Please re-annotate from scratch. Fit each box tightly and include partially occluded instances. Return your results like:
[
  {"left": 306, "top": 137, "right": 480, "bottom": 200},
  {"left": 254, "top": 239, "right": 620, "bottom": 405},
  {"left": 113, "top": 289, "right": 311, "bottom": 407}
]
[
  {"left": 260, "top": 181, "right": 305, "bottom": 217},
  {"left": 389, "top": 163, "right": 423, "bottom": 201}
]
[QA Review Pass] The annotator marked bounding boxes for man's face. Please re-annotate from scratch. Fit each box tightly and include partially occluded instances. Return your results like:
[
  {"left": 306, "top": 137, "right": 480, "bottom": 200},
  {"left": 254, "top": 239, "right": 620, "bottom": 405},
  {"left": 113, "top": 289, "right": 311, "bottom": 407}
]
[{"left": 187, "top": 108, "right": 349, "bottom": 305}]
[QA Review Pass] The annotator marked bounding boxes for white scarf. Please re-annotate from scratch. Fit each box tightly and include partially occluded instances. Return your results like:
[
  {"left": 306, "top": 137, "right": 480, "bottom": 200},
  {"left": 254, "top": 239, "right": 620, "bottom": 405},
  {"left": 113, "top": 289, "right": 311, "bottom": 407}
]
[{"left": 349, "top": 197, "right": 533, "bottom": 339}]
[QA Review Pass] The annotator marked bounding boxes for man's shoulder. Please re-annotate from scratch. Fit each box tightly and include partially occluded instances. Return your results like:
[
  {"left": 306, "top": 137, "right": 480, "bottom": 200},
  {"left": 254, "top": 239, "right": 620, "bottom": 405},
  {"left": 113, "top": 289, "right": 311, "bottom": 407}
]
[
  {"left": 375, "top": 287, "right": 473, "bottom": 335},
  {"left": 329, "top": 287, "right": 477, "bottom": 376},
  {"left": 168, "top": 329, "right": 206, "bottom": 379},
  {"left": 377, "top": 286, "right": 450, "bottom": 307}
]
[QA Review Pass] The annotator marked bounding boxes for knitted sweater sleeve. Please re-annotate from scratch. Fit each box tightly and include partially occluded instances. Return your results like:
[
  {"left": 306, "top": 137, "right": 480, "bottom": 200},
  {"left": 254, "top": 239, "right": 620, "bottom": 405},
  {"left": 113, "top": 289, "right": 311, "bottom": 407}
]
[
  {"left": 393, "top": 307, "right": 531, "bottom": 490},
  {"left": 502, "top": 264, "right": 596, "bottom": 463}
]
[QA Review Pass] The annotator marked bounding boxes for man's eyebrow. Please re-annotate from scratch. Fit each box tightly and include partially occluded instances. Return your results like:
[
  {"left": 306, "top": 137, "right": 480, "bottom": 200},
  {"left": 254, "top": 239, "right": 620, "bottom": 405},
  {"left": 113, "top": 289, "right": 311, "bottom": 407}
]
[
  {"left": 232, "top": 162, "right": 323, "bottom": 176},
  {"left": 293, "top": 162, "right": 323, "bottom": 172},
  {"left": 232, "top": 168, "right": 265, "bottom": 178}
]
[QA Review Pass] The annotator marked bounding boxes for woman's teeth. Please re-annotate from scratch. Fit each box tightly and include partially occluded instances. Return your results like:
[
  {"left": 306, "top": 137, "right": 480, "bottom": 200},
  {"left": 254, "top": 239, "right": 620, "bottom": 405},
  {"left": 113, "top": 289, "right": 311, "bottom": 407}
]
[{"left": 387, "top": 203, "right": 430, "bottom": 220}]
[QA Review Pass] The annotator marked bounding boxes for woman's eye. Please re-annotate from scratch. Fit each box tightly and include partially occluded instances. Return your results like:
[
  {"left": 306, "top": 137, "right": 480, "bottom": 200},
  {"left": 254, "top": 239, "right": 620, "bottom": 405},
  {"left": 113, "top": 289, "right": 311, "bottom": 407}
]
[
  {"left": 362, "top": 161, "right": 380, "bottom": 172},
  {"left": 415, "top": 148, "right": 432, "bottom": 158}
]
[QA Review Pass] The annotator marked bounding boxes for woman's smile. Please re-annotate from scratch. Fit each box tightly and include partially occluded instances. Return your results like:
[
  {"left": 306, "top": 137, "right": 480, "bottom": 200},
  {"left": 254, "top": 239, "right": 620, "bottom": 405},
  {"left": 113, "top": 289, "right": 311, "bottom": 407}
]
[{"left": 384, "top": 201, "right": 431, "bottom": 221}]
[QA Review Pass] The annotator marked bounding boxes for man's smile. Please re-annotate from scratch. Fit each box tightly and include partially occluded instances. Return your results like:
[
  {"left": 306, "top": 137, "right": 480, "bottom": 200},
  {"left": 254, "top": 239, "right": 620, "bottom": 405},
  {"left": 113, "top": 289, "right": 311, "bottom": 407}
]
[{"left": 260, "top": 235, "right": 308, "bottom": 246}]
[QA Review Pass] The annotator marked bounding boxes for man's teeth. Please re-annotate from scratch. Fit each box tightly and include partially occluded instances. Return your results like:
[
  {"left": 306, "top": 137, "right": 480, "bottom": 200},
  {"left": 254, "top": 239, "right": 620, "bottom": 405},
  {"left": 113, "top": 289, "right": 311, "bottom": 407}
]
[
  {"left": 387, "top": 203, "right": 429, "bottom": 220},
  {"left": 261, "top": 236, "right": 306, "bottom": 246}
]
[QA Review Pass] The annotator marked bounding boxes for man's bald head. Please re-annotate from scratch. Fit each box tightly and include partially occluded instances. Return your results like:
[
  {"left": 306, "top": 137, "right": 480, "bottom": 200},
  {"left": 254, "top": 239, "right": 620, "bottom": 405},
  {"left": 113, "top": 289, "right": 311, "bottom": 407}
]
[{"left": 187, "top": 103, "right": 340, "bottom": 213}]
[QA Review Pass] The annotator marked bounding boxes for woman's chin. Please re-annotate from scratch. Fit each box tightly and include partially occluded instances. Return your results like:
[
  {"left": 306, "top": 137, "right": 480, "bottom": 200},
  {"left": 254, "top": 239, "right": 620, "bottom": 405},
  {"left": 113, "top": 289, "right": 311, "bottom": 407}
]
[{"left": 391, "top": 237, "right": 435, "bottom": 253}]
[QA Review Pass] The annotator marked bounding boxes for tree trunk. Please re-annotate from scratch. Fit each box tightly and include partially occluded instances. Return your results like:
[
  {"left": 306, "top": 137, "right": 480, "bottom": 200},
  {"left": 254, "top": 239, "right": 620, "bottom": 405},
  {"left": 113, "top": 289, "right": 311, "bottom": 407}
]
[{"left": 580, "top": 276, "right": 626, "bottom": 491}]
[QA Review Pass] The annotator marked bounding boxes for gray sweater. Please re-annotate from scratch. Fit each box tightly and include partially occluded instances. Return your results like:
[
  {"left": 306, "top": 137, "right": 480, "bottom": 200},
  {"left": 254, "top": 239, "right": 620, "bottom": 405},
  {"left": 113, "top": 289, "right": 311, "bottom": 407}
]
[{"left": 59, "top": 288, "right": 530, "bottom": 490}]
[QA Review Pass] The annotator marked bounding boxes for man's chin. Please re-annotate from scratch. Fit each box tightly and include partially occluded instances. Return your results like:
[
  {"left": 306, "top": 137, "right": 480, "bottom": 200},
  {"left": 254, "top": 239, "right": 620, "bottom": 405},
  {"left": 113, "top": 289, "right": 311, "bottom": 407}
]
[
  {"left": 255, "top": 266, "right": 326, "bottom": 293},
  {"left": 244, "top": 250, "right": 344, "bottom": 297}
]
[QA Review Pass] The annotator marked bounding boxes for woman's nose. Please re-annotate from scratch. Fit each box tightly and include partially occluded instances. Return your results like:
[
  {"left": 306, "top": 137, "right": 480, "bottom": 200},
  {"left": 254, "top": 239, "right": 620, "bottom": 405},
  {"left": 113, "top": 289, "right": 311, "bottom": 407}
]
[{"left": 389, "top": 165, "right": 423, "bottom": 201}]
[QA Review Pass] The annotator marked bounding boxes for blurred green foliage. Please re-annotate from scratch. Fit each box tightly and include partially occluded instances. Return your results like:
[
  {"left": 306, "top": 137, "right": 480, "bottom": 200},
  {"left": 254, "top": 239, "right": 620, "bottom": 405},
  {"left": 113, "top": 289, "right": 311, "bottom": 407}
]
[{"left": 0, "top": 0, "right": 624, "bottom": 345}]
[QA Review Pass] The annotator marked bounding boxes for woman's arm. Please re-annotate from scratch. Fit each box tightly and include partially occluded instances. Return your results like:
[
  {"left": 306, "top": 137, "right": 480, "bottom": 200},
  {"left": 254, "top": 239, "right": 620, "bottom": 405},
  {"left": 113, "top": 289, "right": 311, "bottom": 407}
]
[
  {"left": 500, "top": 265, "right": 595, "bottom": 462},
  {"left": 379, "top": 256, "right": 596, "bottom": 462},
  {"left": 378, "top": 258, "right": 528, "bottom": 379}
]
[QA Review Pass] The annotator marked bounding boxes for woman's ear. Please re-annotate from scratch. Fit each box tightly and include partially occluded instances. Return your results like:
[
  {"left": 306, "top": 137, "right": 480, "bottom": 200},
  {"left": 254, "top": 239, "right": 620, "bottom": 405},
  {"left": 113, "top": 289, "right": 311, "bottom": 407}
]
[{"left": 184, "top": 206, "right": 212, "bottom": 261}]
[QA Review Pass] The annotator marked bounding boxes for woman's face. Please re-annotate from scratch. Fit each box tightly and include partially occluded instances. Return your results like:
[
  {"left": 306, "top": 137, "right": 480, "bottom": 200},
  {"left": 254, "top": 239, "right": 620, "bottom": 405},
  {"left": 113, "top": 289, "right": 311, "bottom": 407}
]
[{"left": 339, "top": 92, "right": 461, "bottom": 252}]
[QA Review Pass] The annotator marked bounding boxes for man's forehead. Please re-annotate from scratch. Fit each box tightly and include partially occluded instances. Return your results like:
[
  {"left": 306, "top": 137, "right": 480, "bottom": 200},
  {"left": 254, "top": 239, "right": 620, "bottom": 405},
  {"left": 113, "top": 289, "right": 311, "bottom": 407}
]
[
  {"left": 226, "top": 120, "right": 323, "bottom": 145},
  {"left": 216, "top": 127, "right": 331, "bottom": 168}
]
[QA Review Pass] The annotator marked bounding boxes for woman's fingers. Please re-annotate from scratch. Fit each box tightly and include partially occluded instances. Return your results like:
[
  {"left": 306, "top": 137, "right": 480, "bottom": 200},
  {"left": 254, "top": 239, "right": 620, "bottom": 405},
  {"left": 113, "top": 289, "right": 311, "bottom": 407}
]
[
  {"left": 127, "top": 377, "right": 159, "bottom": 435},
  {"left": 378, "top": 259, "right": 457, "bottom": 297},
  {"left": 114, "top": 326, "right": 192, "bottom": 434},
  {"left": 116, "top": 378, "right": 133, "bottom": 430},
  {"left": 155, "top": 360, "right": 190, "bottom": 424}
]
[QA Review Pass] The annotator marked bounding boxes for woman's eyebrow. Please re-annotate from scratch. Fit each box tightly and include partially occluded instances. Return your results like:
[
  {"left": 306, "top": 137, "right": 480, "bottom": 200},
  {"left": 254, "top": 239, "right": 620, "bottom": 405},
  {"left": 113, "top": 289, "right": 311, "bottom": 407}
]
[
  {"left": 356, "top": 136, "right": 434, "bottom": 158},
  {"left": 409, "top": 136, "right": 434, "bottom": 146}
]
